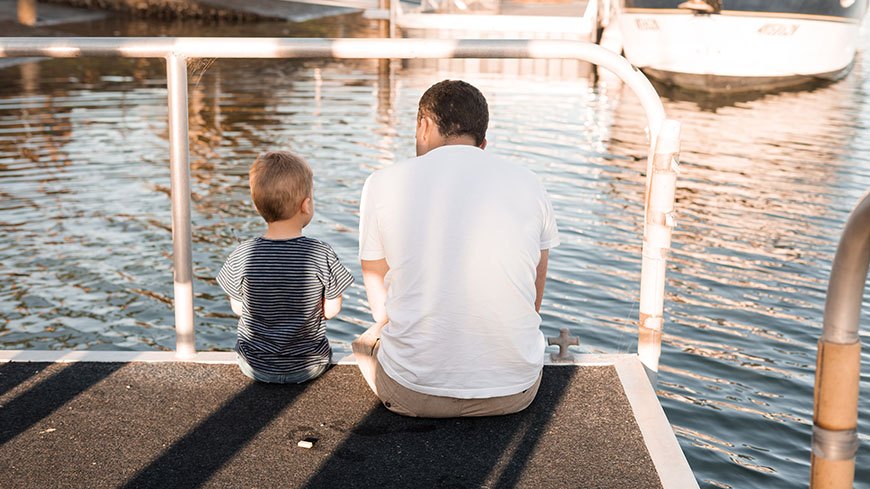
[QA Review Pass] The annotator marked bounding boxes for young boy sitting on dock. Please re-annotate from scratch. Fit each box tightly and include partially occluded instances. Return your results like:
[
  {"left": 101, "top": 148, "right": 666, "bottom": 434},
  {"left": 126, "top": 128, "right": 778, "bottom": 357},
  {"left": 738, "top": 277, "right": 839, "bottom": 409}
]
[{"left": 217, "top": 151, "right": 354, "bottom": 384}]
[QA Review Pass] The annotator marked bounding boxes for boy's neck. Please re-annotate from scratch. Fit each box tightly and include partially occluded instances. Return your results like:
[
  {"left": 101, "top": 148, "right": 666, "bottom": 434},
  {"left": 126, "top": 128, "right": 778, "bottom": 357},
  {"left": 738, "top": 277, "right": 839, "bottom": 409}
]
[{"left": 263, "top": 218, "right": 305, "bottom": 240}]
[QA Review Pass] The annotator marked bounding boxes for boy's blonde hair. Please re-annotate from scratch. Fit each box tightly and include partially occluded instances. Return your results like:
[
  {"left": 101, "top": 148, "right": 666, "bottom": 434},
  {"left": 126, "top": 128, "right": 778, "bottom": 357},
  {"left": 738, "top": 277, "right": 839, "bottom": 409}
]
[{"left": 249, "top": 151, "right": 313, "bottom": 223}]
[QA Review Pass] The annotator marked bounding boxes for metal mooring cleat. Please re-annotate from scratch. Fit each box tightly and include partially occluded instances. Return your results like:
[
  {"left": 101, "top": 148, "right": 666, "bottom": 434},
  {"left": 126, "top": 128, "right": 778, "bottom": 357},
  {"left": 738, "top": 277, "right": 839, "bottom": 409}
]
[{"left": 547, "top": 328, "right": 579, "bottom": 362}]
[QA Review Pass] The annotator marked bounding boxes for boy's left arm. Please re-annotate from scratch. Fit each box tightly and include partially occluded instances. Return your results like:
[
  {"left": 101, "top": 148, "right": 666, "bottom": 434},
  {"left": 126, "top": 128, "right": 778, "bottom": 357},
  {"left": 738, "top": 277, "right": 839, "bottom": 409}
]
[
  {"left": 217, "top": 249, "right": 245, "bottom": 316},
  {"left": 322, "top": 246, "right": 355, "bottom": 320},
  {"left": 323, "top": 296, "right": 342, "bottom": 319}
]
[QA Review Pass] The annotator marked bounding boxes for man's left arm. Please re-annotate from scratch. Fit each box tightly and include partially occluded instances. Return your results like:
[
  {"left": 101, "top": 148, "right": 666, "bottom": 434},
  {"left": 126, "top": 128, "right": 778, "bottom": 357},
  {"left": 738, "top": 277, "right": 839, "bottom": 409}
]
[
  {"left": 535, "top": 250, "right": 549, "bottom": 313},
  {"left": 536, "top": 178, "right": 560, "bottom": 313}
]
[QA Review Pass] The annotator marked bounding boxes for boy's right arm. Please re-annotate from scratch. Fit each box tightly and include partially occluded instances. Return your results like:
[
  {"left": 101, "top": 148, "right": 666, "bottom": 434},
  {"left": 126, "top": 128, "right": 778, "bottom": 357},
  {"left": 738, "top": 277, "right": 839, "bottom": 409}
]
[{"left": 321, "top": 244, "right": 355, "bottom": 320}]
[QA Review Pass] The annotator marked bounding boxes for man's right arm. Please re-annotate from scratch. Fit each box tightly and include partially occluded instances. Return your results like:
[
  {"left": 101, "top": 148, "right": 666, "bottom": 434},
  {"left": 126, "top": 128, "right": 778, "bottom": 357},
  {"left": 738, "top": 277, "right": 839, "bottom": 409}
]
[
  {"left": 361, "top": 258, "right": 389, "bottom": 324},
  {"left": 359, "top": 173, "right": 390, "bottom": 324}
]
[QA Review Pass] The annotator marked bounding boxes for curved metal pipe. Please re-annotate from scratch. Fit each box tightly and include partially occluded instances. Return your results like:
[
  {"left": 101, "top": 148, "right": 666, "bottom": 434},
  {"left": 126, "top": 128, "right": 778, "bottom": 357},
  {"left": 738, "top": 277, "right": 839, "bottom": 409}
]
[
  {"left": 822, "top": 189, "right": 870, "bottom": 344},
  {"left": 811, "top": 190, "right": 869, "bottom": 488}
]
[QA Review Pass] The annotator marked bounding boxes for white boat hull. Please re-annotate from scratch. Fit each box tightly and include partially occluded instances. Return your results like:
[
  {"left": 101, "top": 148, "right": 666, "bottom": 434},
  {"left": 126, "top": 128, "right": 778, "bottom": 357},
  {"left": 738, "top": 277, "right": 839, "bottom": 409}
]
[{"left": 619, "top": 11, "right": 862, "bottom": 91}]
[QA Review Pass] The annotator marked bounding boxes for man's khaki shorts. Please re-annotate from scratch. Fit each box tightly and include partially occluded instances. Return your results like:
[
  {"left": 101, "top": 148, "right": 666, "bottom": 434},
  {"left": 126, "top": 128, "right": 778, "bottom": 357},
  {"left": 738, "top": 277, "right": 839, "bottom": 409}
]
[{"left": 353, "top": 327, "right": 542, "bottom": 418}]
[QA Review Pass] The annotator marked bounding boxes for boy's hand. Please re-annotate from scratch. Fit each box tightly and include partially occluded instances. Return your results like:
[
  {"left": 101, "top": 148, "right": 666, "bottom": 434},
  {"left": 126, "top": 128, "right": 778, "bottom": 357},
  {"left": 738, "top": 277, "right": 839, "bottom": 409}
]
[
  {"left": 323, "top": 296, "right": 342, "bottom": 320},
  {"left": 230, "top": 298, "right": 244, "bottom": 316}
]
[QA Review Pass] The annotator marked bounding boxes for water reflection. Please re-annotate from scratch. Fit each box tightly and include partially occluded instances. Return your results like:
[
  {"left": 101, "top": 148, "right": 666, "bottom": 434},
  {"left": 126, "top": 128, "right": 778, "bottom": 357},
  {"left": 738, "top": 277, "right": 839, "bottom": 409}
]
[
  {"left": 1, "top": 13, "right": 870, "bottom": 489},
  {"left": 601, "top": 51, "right": 870, "bottom": 487}
]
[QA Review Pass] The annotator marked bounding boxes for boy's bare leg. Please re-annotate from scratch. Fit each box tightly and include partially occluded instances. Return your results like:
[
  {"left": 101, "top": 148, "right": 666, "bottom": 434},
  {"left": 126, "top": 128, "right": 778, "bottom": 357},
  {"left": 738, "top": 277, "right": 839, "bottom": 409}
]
[{"left": 351, "top": 319, "right": 388, "bottom": 394}]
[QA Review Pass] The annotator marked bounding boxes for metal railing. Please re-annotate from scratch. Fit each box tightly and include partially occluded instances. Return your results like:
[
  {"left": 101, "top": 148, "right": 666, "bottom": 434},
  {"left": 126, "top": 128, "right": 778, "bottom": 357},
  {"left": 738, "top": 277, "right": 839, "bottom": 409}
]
[
  {"left": 0, "top": 38, "right": 680, "bottom": 375},
  {"left": 810, "top": 190, "right": 869, "bottom": 488}
]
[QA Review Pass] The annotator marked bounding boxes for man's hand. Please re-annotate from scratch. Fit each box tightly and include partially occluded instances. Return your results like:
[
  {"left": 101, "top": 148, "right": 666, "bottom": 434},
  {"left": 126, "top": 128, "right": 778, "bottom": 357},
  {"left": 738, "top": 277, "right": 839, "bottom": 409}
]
[
  {"left": 361, "top": 258, "right": 390, "bottom": 324},
  {"left": 535, "top": 250, "right": 550, "bottom": 313}
]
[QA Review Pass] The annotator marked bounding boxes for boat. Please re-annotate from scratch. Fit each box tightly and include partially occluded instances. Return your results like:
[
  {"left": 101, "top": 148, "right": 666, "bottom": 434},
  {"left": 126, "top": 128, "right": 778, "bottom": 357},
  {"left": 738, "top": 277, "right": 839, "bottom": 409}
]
[{"left": 618, "top": 0, "right": 869, "bottom": 92}]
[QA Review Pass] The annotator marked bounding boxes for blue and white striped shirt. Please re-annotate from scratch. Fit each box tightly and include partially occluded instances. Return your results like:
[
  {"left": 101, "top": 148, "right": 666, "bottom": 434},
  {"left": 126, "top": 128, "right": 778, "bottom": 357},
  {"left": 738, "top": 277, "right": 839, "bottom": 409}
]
[{"left": 217, "top": 236, "right": 354, "bottom": 376}]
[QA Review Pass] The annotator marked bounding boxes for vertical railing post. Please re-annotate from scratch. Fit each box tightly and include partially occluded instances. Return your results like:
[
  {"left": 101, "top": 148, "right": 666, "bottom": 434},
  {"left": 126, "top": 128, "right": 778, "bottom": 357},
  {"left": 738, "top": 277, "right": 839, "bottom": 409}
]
[
  {"left": 18, "top": 0, "right": 37, "bottom": 26},
  {"left": 377, "top": 0, "right": 395, "bottom": 110},
  {"left": 166, "top": 53, "right": 196, "bottom": 359},
  {"left": 378, "top": 0, "right": 393, "bottom": 39},
  {"left": 637, "top": 119, "right": 680, "bottom": 382},
  {"left": 388, "top": 0, "right": 398, "bottom": 39},
  {"left": 810, "top": 191, "right": 869, "bottom": 488}
]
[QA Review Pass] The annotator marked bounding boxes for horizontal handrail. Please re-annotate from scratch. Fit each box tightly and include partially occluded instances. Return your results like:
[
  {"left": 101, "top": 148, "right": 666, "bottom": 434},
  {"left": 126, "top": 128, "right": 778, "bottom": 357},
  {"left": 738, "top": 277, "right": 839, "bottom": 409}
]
[{"left": 0, "top": 37, "right": 666, "bottom": 136}]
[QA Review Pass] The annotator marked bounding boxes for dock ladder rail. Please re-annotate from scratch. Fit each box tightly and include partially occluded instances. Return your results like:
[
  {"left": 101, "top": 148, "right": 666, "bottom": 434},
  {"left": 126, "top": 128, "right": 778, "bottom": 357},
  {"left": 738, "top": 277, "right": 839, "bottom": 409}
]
[
  {"left": 811, "top": 190, "right": 870, "bottom": 488},
  {"left": 0, "top": 37, "right": 681, "bottom": 378}
]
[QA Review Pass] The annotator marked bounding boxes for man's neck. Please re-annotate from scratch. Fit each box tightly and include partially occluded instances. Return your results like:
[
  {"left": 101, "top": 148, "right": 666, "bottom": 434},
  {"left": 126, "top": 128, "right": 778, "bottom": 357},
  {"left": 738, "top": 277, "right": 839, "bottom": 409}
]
[
  {"left": 441, "top": 135, "right": 479, "bottom": 147},
  {"left": 421, "top": 137, "right": 481, "bottom": 156},
  {"left": 263, "top": 218, "right": 304, "bottom": 240}
]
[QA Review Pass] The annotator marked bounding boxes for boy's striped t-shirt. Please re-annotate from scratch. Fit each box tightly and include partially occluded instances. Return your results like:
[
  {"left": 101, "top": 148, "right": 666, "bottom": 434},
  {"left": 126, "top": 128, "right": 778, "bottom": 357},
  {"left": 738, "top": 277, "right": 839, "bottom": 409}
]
[{"left": 216, "top": 236, "right": 354, "bottom": 376}]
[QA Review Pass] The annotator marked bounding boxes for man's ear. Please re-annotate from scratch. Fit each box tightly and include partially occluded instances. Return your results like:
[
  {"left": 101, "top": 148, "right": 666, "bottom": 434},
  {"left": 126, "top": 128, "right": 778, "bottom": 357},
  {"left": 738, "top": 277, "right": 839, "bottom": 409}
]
[
  {"left": 418, "top": 116, "right": 431, "bottom": 141},
  {"left": 479, "top": 138, "right": 487, "bottom": 150}
]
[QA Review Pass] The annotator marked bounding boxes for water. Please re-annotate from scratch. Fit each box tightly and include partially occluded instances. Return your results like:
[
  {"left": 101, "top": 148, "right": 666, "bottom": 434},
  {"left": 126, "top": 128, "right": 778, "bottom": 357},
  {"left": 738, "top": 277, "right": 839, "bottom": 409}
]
[{"left": 2, "top": 12, "right": 870, "bottom": 489}]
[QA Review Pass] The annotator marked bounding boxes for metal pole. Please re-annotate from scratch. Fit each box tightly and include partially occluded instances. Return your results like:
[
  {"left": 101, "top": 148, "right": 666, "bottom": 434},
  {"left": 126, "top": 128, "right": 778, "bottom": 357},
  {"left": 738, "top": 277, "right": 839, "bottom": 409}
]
[
  {"left": 637, "top": 119, "right": 680, "bottom": 380},
  {"left": 166, "top": 53, "right": 196, "bottom": 358},
  {"left": 379, "top": 0, "right": 392, "bottom": 39},
  {"left": 0, "top": 38, "right": 666, "bottom": 135},
  {"left": 18, "top": 0, "right": 37, "bottom": 26},
  {"left": 389, "top": 0, "right": 398, "bottom": 39},
  {"left": 810, "top": 191, "right": 870, "bottom": 488},
  {"left": 377, "top": 0, "right": 392, "bottom": 78}
]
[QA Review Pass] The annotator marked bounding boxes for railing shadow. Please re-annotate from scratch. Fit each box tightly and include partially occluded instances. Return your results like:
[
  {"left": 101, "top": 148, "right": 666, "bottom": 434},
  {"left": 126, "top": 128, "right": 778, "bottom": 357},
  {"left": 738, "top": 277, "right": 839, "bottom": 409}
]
[
  {"left": 0, "top": 362, "right": 125, "bottom": 445},
  {"left": 121, "top": 374, "right": 315, "bottom": 489},
  {"left": 302, "top": 367, "right": 575, "bottom": 489},
  {"left": 0, "top": 362, "right": 48, "bottom": 398}
]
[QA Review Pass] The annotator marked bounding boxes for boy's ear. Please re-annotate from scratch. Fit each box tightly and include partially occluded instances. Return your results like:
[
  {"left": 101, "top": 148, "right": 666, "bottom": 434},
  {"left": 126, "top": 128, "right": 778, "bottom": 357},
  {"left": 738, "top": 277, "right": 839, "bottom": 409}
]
[{"left": 301, "top": 197, "right": 313, "bottom": 215}]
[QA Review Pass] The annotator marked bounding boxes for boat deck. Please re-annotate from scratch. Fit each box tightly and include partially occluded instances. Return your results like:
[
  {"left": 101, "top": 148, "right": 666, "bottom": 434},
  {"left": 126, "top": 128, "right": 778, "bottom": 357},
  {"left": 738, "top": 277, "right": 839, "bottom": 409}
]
[{"left": 0, "top": 355, "right": 694, "bottom": 488}]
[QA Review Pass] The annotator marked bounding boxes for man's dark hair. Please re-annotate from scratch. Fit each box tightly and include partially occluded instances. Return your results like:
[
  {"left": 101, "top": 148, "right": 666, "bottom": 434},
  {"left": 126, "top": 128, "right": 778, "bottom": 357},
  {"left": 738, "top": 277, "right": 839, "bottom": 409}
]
[{"left": 418, "top": 80, "right": 488, "bottom": 146}]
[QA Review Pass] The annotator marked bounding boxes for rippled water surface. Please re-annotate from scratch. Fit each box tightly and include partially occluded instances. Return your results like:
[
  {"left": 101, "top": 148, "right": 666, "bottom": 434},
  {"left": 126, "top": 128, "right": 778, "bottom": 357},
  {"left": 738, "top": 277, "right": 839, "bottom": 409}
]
[{"left": 2, "top": 13, "right": 870, "bottom": 489}]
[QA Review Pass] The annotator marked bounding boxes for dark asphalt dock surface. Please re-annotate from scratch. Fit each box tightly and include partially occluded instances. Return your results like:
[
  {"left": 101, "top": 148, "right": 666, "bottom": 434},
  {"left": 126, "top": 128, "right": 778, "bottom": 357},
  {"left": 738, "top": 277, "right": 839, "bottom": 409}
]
[{"left": 0, "top": 363, "right": 662, "bottom": 488}]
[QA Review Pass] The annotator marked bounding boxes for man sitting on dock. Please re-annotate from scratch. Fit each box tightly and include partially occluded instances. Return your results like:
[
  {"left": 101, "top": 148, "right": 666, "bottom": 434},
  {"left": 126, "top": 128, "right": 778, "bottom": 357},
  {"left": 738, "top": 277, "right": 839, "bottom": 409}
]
[{"left": 353, "top": 80, "right": 560, "bottom": 417}]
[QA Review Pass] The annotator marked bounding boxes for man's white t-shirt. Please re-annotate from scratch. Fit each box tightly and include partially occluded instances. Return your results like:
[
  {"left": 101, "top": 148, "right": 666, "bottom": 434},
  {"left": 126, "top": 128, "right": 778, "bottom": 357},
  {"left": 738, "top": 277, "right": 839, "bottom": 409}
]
[{"left": 359, "top": 145, "right": 560, "bottom": 399}]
